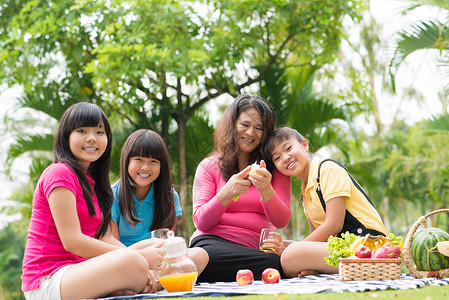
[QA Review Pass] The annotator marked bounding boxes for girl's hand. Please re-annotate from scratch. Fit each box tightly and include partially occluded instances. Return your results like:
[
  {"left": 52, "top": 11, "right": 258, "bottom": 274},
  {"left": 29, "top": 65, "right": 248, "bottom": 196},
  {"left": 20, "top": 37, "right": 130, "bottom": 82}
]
[
  {"left": 143, "top": 270, "right": 159, "bottom": 293},
  {"left": 261, "top": 232, "right": 286, "bottom": 257},
  {"left": 138, "top": 240, "right": 164, "bottom": 270},
  {"left": 131, "top": 237, "right": 165, "bottom": 250}
]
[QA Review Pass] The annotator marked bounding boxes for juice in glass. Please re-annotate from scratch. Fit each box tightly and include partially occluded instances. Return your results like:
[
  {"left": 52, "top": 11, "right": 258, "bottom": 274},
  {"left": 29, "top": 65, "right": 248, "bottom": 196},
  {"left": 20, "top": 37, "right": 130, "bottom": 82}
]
[{"left": 259, "top": 228, "right": 276, "bottom": 252}]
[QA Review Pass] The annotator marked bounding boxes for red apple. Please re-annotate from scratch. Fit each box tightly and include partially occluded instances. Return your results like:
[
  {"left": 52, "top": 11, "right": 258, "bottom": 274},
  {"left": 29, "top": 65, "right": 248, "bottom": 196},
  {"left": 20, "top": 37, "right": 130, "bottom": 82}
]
[
  {"left": 355, "top": 245, "right": 372, "bottom": 258},
  {"left": 236, "top": 269, "right": 254, "bottom": 285},
  {"left": 372, "top": 244, "right": 401, "bottom": 259},
  {"left": 261, "top": 268, "right": 280, "bottom": 284}
]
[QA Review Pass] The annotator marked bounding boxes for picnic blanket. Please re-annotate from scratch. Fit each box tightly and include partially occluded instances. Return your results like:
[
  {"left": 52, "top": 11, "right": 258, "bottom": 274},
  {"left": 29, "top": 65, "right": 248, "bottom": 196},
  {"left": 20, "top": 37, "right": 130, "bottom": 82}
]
[{"left": 96, "top": 273, "right": 449, "bottom": 299}]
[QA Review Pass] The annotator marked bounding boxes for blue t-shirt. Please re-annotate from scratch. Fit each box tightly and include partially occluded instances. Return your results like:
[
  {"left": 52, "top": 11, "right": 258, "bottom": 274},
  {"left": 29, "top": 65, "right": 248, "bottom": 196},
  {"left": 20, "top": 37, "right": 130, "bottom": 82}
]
[{"left": 111, "top": 182, "right": 182, "bottom": 246}]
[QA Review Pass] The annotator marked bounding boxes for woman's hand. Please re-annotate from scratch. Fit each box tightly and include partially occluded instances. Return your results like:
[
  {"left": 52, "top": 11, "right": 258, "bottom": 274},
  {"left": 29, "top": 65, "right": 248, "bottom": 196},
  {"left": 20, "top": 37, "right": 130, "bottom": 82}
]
[
  {"left": 217, "top": 165, "right": 251, "bottom": 206},
  {"left": 261, "top": 232, "right": 287, "bottom": 257},
  {"left": 248, "top": 160, "right": 275, "bottom": 202}
]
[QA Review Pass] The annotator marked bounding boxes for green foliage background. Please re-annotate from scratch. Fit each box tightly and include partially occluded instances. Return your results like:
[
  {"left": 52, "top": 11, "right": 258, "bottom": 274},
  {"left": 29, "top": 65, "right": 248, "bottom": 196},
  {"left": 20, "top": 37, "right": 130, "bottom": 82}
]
[{"left": 1, "top": 0, "right": 449, "bottom": 299}]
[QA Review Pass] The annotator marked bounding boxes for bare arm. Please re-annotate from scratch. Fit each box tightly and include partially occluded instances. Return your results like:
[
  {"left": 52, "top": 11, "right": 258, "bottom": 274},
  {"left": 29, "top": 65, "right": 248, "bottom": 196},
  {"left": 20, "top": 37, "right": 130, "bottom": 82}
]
[
  {"left": 308, "top": 219, "right": 315, "bottom": 233},
  {"left": 303, "top": 196, "right": 346, "bottom": 242},
  {"left": 110, "top": 221, "right": 121, "bottom": 241},
  {"left": 48, "top": 187, "right": 121, "bottom": 258}
]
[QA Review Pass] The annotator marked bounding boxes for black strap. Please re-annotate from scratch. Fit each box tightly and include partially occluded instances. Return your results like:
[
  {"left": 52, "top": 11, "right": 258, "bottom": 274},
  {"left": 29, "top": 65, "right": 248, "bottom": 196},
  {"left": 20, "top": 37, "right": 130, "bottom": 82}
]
[{"left": 316, "top": 158, "right": 384, "bottom": 237}]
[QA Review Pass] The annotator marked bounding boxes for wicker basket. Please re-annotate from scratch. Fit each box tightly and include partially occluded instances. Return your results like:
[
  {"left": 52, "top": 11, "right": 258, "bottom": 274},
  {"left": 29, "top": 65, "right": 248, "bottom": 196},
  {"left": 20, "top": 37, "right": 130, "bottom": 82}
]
[
  {"left": 403, "top": 208, "right": 449, "bottom": 279},
  {"left": 339, "top": 257, "right": 402, "bottom": 281}
]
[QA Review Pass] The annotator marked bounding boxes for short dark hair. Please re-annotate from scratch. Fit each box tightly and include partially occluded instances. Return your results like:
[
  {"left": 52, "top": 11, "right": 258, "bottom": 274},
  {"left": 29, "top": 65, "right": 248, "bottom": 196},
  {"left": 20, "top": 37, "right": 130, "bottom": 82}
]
[{"left": 264, "top": 127, "right": 305, "bottom": 169}]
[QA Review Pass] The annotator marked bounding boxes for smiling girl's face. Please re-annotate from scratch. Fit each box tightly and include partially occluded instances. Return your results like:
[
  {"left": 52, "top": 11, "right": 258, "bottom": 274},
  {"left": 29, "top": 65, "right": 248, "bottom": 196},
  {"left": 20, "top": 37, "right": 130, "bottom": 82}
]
[
  {"left": 128, "top": 156, "right": 161, "bottom": 190},
  {"left": 69, "top": 124, "right": 108, "bottom": 170},
  {"left": 270, "top": 137, "right": 310, "bottom": 181}
]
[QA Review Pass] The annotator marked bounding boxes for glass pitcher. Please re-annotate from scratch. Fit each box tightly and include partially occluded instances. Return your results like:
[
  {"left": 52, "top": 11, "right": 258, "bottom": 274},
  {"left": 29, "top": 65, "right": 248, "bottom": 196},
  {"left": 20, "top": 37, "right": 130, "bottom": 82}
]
[{"left": 157, "top": 234, "right": 198, "bottom": 292}]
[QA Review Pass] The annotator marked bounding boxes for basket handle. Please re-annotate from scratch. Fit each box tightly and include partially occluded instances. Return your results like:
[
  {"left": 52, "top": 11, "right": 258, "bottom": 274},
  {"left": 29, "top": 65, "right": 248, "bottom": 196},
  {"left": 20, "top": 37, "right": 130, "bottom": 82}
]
[{"left": 403, "top": 209, "right": 449, "bottom": 278}]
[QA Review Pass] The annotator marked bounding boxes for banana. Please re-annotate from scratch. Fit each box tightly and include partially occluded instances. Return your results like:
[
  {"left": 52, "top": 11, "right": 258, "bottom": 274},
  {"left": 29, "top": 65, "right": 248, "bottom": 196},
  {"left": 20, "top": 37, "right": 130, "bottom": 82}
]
[
  {"left": 349, "top": 236, "right": 367, "bottom": 254},
  {"left": 349, "top": 234, "right": 392, "bottom": 255}
]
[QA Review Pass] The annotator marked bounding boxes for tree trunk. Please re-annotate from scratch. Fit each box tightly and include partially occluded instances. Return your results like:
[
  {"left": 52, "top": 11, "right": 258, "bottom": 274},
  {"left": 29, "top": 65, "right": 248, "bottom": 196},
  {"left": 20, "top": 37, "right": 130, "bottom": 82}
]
[
  {"left": 175, "top": 114, "right": 190, "bottom": 240},
  {"left": 368, "top": 72, "right": 383, "bottom": 136}
]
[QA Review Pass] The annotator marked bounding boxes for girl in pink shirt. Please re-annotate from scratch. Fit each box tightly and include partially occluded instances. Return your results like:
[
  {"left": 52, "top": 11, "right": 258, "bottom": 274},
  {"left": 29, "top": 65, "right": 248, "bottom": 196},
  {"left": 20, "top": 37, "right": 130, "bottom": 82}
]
[
  {"left": 22, "top": 102, "right": 164, "bottom": 300},
  {"left": 190, "top": 94, "right": 291, "bottom": 282}
]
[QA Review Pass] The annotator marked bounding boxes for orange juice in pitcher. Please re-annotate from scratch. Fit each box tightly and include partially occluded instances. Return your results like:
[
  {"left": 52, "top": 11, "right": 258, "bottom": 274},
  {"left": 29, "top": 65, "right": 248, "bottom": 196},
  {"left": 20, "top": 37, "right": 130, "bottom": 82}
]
[
  {"left": 158, "top": 271, "right": 198, "bottom": 292},
  {"left": 157, "top": 235, "right": 198, "bottom": 292}
]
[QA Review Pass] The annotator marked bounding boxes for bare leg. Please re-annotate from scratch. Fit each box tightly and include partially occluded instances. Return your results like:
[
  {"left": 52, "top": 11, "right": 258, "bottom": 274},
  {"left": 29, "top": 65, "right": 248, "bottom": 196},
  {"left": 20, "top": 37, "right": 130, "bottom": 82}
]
[
  {"left": 60, "top": 248, "right": 149, "bottom": 300},
  {"left": 187, "top": 247, "right": 209, "bottom": 275},
  {"left": 280, "top": 241, "right": 337, "bottom": 278}
]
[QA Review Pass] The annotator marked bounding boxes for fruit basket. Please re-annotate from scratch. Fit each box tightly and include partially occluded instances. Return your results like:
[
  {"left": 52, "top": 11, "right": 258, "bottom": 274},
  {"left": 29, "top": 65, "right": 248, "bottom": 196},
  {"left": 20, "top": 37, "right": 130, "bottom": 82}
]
[
  {"left": 403, "top": 208, "right": 449, "bottom": 279},
  {"left": 339, "top": 257, "right": 402, "bottom": 281}
]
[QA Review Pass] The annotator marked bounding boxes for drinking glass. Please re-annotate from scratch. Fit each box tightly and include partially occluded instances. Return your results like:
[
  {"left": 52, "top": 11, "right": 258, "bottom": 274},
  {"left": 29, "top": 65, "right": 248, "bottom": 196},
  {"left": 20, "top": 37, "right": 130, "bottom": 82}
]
[{"left": 259, "top": 228, "right": 277, "bottom": 252}]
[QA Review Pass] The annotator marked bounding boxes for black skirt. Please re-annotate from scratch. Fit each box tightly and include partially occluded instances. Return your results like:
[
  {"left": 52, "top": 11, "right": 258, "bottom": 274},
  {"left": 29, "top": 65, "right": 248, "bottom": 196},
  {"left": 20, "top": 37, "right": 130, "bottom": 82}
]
[{"left": 190, "top": 234, "right": 284, "bottom": 282}]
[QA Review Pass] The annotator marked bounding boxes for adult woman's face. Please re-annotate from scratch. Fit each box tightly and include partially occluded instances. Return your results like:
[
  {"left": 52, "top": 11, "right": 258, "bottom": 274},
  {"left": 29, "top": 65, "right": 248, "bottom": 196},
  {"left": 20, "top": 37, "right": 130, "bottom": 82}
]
[{"left": 235, "top": 108, "right": 263, "bottom": 155}]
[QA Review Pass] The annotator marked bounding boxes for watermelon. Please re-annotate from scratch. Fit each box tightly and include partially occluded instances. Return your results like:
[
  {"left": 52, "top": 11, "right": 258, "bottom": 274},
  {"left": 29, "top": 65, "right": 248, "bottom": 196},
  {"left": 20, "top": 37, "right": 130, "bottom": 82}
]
[{"left": 411, "top": 227, "right": 449, "bottom": 271}]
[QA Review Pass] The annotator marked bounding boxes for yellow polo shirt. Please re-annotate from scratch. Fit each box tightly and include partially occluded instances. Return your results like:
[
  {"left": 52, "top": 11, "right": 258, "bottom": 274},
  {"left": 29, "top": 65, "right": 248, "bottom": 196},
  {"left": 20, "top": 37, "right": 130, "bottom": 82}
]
[{"left": 301, "top": 157, "right": 387, "bottom": 235}]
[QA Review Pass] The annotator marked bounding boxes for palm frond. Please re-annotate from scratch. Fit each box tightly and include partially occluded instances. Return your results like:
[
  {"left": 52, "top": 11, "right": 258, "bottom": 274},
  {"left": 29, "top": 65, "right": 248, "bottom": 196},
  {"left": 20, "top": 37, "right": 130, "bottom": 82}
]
[
  {"left": 290, "top": 97, "right": 347, "bottom": 135},
  {"left": 389, "top": 20, "right": 449, "bottom": 89},
  {"left": 17, "top": 88, "right": 75, "bottom": 120},
  {"left": 28, "top": 157, "right": 54, "bottom": 184},
  {"left": 400, "top": 0, "right": 449, "bottom": 13},
  {"left": 308, "top": 123, "right": 352, "bottom": 159},
  {"left": 6, "top": 134, "right": 54, "bottom": 168},
  {"left": 429, "top": 163, "right": 449, "bottom": 204},
  {"left": 421, "top": 113, "right": 449, "bottom": 134}
]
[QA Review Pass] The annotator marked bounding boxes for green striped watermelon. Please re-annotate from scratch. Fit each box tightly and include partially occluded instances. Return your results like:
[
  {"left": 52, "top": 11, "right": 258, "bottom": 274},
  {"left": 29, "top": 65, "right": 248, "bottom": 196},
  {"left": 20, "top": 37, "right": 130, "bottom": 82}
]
[{"left": 411, "top": 227, "right": 449, "bottom": 271}]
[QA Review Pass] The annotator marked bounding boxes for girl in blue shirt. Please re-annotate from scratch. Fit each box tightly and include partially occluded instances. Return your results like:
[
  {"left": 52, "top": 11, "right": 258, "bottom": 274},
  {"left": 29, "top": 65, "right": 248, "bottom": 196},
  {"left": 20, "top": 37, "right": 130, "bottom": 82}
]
[
  {"left": 111, "top": 129, "right": 208, "bottom": 273},
  {"left": 111, "top": 129, "right": 181, "bottom": 244}
]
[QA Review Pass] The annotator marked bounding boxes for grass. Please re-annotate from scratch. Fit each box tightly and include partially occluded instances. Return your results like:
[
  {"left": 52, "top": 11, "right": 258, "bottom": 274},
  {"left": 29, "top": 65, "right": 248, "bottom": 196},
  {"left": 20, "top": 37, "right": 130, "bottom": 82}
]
[{"left": 129, "top": 285, "right": 449, "bottom": 300}]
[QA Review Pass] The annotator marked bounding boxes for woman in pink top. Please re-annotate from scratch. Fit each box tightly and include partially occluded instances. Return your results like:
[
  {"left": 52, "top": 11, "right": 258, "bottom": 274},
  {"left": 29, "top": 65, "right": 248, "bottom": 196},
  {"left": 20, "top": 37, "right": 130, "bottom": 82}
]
[
  {"left": 22, "top": 103, "right": 164, "bottom": 300},
  {"left": 190, "top": 94, "right": 292, "bottom": 282}
]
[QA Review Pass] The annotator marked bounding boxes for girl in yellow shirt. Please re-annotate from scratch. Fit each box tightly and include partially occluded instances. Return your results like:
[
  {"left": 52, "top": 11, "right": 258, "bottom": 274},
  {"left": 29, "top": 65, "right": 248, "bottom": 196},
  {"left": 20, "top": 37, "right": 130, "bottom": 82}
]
[{"left": 263, "top": 127, "right": 387, "bottom": 278}]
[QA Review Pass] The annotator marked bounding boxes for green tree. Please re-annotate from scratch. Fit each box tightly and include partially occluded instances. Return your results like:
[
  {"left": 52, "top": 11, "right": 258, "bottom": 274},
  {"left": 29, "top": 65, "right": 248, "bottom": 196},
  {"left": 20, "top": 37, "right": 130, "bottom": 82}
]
[
  {"left": 389, "top": 0, "right": 449, "bottom": 89},
  {"left": 0, "top": 218, "right": 28, "bottom": 300},
  {"left": 1, "top": 0, "right": 364, "bottom": 236},
  {"left": 385, "top": 0, "right": 449, "bottom": 231}
]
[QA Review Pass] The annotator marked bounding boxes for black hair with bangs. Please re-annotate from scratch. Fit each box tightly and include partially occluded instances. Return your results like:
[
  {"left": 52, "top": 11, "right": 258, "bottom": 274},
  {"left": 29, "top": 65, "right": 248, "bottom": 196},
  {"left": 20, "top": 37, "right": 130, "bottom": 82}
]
[
  {"left": 118, "top": 129, "right": 176, "bottom": 230},
  {"left": 53, "top": 102, "right": 113, "bottom": 238}
]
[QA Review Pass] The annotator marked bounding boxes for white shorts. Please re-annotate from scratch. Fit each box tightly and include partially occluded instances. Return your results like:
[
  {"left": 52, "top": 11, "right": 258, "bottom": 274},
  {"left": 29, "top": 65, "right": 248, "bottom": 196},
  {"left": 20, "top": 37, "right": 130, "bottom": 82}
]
[{"left": 24, "top": 265, "right": 71, "bottom": 300}]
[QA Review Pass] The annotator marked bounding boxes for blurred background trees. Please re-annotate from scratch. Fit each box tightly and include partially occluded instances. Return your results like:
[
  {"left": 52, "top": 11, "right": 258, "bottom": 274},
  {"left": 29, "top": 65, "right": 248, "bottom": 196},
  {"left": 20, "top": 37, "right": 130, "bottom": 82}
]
[{"left": 1, "top": 0, "right": 449, "bottom": 299}]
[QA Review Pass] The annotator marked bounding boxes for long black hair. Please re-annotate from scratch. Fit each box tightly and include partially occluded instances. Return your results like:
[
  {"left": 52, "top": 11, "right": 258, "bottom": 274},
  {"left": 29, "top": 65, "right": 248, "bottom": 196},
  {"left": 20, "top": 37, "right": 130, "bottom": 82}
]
[
  {"left": 53, "top": 102, "right": 113, "bottom": 238},
  {"left": 118, "top": 129, "right": 176, "bottom": 231}
]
